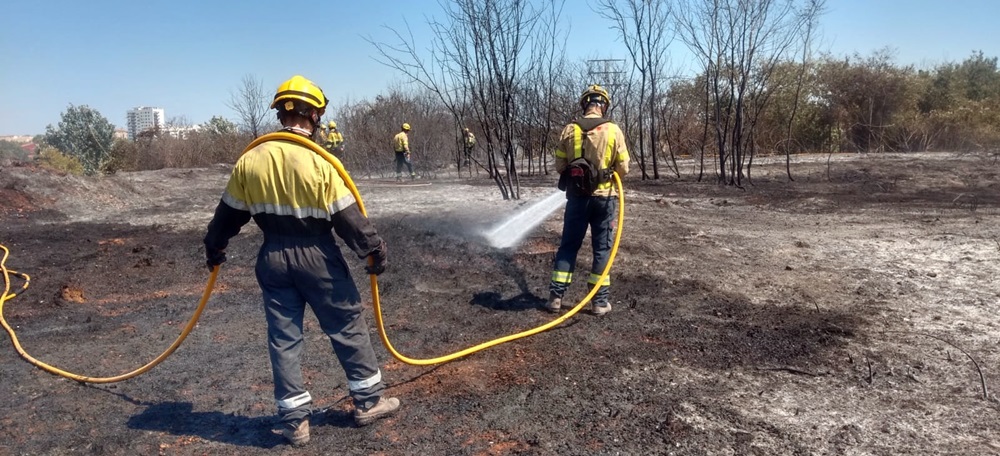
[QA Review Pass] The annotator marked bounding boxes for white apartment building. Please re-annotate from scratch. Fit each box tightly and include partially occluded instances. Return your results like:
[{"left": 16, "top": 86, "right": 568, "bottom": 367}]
[
  {"left": 126, "top": 106, "right": 165, "bottom": 140},
  {"left": 164, "top": 124, "right": 202, "bottom": 139}
]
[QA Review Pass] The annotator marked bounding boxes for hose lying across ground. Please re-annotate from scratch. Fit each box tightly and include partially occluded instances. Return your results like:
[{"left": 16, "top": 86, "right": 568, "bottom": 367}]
[
  {"left": 0, "top": 244, "right": 220, "bottom": 383},
  {"left": 0, "top": 131, "right": 625, "bottom": 380}
]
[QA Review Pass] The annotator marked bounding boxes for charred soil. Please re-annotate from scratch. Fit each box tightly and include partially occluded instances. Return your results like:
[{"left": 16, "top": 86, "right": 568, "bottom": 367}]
[{"left": 1, "top": 152, "right": 1000, "bottom": 455}]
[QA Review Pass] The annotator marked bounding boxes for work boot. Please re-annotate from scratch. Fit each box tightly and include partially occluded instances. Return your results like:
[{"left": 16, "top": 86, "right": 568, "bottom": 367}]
[
  {"left": 281, "top": 419, "right": 310, "bottom": 447},
  {"left": 354, "top": 396, "right": 401, "bottom": 426},
  {"left": 410, "top": 173, "right": 418, "bottom": 180},
  {"left": 545, "top": 294, "right": 562, "bottom": 313},
  {"left": 395, "top": 173, "right": 402, "bottom": 182},
  {"left": 592, "top": 301, "right": 612, "bottom": 316}
]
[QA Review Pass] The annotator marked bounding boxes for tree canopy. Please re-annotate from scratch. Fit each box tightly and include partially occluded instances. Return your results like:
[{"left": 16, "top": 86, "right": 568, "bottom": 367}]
[
  {"left": 203, "top": 116, "right": 238, "bottom": 136},
  {"left": 44, "top": 104, "right": 115, "bottom": 175}
]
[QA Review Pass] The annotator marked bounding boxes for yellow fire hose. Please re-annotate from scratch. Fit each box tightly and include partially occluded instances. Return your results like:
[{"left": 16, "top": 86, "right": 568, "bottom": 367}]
[
  {"left": 0, "top": 243, "right": 220, "bottom": 383},
  {"left": 0, "top": 130, "right": 624, "bottom": 380}
]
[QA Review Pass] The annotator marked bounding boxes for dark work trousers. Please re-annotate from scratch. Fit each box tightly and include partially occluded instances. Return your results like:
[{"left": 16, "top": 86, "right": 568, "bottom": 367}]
[
  {"left": 256, "top": 234, "right": 385, "bottom": 423},
  {"left": 394, "top": 151, "right": 414, "bottom": 176},
  {"left": 549, "top": 194, "right": 618, "bottom": 305}
]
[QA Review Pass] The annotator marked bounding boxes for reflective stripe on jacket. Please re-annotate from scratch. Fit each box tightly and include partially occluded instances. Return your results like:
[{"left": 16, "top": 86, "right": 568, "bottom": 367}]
[
  {"left": 204, "top": 137, "right": 382, "bottom": 259},
  {"left": 222, "top": 138, "right": 356, "bottom": 219},
  {"left": 326, "top": 130, "right": 344, "bottom": 147}
]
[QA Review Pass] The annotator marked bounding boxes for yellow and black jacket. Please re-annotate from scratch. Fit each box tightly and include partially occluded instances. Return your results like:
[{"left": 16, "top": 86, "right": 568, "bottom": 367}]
[
  {"left": 326, "top": 129, "right": 344, "bottom": 148},
  {"left": 205, "top": 137, "right": 381, "bottom": 258},
  {"left": 393, "top": 131, "right": 409, "bottom": 153},
  {"left": 554, "top": 113, "right": 630, "bottom": 197}
]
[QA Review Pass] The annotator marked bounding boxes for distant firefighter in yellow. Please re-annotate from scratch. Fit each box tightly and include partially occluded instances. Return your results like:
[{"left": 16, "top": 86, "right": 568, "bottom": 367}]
[
  {"left": 324, "top": 120, "right": 345, "bottom": 155},
  {"left": 462, "top": 127, "right": 475, "bottom": 166},
  {"left": 393, "top": 122, "right": 416, "bottom": 180}
]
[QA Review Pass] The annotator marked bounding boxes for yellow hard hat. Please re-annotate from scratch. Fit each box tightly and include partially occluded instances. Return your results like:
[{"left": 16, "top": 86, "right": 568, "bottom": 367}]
[
  {"left": 402, "top": 123, "right": 411, "bottom": 131},
  {"left": 271, "top": 75, "right": 329, "bottom": 111},
  {"left": 328, "top": 121, "right": 337, "bottom": 129},
  {"left": 579, "top": 84, "right": 611, "bottom": 110}
]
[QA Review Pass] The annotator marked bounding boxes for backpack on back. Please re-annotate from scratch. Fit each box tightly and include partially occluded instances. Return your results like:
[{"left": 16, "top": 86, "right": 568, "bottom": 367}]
[{"left": 558, "top": 156, "right": 599, "bottom": 196}]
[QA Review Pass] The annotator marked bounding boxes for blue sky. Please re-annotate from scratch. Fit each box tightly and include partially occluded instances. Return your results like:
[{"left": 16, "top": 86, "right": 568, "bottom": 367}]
[{"left": 1, "top": 0, "right": 997, "bottom": 136}]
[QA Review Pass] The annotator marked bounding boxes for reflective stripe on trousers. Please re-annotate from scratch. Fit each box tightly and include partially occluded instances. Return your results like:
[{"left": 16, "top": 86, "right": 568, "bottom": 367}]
[
  {"left": 349, "top": 369, "right": 382, "bottom": 391},
  {"left": 550, "top": 194, "right": 617, "bottom": 305}
]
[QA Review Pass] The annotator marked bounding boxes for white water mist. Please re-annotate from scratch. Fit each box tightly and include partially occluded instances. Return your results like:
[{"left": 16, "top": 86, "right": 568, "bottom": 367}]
[{"left": 483, "top": 190, "right": 566, "bottom": 249}]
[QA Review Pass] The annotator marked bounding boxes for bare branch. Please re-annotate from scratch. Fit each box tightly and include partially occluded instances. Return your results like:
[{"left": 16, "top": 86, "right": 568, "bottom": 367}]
[{"left": 226, "top": 74, "right": 272, "bottom": 138}]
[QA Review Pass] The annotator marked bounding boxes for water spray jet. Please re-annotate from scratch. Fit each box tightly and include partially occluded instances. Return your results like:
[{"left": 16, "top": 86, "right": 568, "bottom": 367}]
[{"left": 483, "top": 190, "right": 566, "bottom": 249}]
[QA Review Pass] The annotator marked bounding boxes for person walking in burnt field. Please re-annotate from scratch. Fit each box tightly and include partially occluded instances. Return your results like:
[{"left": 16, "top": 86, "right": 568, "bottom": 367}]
[
  {"left": 462, "top": 127, "right": 475, "bottom": 166},
  {"left": 323, "top": 120, "right": 345, "bottom": 155},
  {"left": 393, "top": 123, "right": 416, "bottom": 180},
  {"left": 204, "top": 75, "right": 400, "bottom": 447}
]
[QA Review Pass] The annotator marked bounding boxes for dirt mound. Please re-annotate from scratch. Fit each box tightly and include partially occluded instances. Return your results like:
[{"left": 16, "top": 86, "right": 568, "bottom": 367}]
[
  {"left": 2, "top": 152, "right": 999, "bottom": 455},
  {"left": 0, "top": 187, "right": 35, "bottom": 216},
  {"left": 0, "top": 164, "right": 49, "bottom": 216}
]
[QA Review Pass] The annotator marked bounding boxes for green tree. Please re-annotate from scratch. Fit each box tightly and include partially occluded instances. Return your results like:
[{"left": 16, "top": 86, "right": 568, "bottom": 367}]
[
  {"left": 957, "top": 51, "right": 1000, "bottom": 101},
  {"left": 44, "top": 104, "right": 115, "bottom": 175},
  {"left": 203, "top": 116, "right": 238, "bottom": 136},
  {"left": 815, "top": 50, "right": 916, "bottom": 153}
]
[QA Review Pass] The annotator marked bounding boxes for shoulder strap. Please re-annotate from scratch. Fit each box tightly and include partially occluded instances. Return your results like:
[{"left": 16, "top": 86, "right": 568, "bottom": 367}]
[
  {"left": 570, "top": 124, "right": 583, "bottom": 159},
  {"left": 572, "top": 118, "right": 616, "bottom": 168}
]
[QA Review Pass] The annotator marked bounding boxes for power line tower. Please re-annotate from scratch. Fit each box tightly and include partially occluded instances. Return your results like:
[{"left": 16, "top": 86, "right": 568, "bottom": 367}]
[
  {"left": 586, "top": 59, "right": 626, "bottom": 119},
  {"left": 586, "top": 59, "right": 625, "bottom": 94}
]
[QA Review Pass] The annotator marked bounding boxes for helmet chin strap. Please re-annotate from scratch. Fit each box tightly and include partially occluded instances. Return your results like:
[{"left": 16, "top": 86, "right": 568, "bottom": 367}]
[
  {"left": 309, "top": 111, "right": 324, "bottom": 136},
  {"left": 277, "top": 107, "right": 324, "bottom": 137}
]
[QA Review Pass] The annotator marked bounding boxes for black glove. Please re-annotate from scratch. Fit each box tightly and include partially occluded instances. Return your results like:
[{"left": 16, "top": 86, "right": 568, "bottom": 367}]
[
  {"left": 205, "top": 248, "right": 226, "bottom": 270},
  {"left": 365, "top": 241, "right": 387, "bottom": 276}
]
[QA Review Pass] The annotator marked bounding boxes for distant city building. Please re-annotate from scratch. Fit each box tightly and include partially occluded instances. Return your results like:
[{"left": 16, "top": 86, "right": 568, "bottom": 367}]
[
  {"left": 126, "top": 106, "right": 165, "bottom": 140},
  {"left": 164, "top": 124, "right": 202, "bottom": 139},
  {"left": 113, "top": 129, "right": 128, "bottom": 140},
  {"left": 0, "top": 135, "right": 34, "bottom": 144}
]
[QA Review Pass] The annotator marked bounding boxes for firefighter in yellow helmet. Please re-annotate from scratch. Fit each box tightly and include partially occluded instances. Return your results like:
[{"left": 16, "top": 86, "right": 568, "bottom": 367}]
[
  {"left": 393, "top": 122, "right": 416, "bottom": 180},
  {"left": 324, "top": 120, "right": 345, "bottom": 155},
  {"left": 203, "top": 75, "right": 400, "bottom": 447},
  {"left": 546, "top": 84, "right": 630, "bottom": 316}
]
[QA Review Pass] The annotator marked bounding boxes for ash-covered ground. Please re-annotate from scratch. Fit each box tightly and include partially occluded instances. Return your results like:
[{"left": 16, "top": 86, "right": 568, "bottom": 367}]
[{"left": 1, "top": 152, "right": 999, "bottom": 455}]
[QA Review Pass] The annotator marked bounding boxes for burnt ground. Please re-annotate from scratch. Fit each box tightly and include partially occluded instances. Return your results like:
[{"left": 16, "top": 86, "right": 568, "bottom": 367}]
[{"left": 1, "top": 152, "right": 1000, "bottom": 455}]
